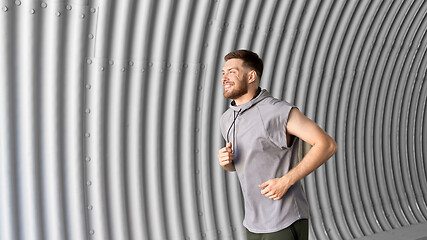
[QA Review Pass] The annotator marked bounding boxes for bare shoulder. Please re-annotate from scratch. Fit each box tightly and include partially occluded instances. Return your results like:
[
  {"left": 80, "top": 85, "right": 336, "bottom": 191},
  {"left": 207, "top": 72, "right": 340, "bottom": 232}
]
[
  {"left": 287, "top": 108, "right": 335, "bottom": 147},
  {"left": 287, "top": 108, "right": 313, "bottom": 129}
]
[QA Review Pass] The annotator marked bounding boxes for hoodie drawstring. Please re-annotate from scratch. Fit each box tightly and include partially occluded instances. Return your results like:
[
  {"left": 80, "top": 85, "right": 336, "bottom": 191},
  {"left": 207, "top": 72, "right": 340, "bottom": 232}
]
[{"left": 226, "top": 109, "right": 241, "bottom": 151}]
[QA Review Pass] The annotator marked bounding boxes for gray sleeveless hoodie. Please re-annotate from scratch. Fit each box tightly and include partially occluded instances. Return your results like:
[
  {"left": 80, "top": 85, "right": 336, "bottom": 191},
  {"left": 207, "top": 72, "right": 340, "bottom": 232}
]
[{"left": 220, "top": 89, "right": 309, "bottom": 233}]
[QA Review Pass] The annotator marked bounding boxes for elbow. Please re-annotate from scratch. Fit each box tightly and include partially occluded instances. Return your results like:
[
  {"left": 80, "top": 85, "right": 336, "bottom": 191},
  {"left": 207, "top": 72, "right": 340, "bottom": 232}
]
[{"left": 328, "top": 138, "right": 337, "bottom": 157}]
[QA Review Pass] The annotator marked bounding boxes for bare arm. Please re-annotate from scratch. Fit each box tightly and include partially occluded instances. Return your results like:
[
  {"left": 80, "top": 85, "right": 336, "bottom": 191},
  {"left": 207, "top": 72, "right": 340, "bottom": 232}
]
[
  {"left": 285, "top": 108, "right": 337, "bottom": 183},
  {"left": 260, "top": 108, "right": 337, "bottom": 200}
]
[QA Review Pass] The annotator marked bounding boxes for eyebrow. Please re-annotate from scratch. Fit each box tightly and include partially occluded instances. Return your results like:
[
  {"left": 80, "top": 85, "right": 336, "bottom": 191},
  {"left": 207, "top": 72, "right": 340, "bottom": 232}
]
[{"left": 221, "top": 67, "right": 239, "bottom": 72}]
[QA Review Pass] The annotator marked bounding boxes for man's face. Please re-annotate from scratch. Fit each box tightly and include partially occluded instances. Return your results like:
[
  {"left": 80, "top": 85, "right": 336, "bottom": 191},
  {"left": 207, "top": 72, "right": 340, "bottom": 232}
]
[{"left": 221, "top": 58, "right": 249, "bottom": 100}]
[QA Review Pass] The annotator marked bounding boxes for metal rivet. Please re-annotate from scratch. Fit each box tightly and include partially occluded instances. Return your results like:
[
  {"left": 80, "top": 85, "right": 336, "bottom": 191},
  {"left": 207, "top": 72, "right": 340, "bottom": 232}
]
[
  {"left": 88, "top": 205, "right": 93, "bottom": 210},
  {"left": 15, "top": 1, "right": 21, "bottom": 6},
  {"left": 41, "top": 2, "right": 47, "bottom": 8},
  {"left": 89, "top": 229, "right": 95, "bottom": 235},
  {"left": 148, "top": 62, "right": 153, "bottom": 67},
  {"left": 232, "top": 227, "right": 236, "bottom": 232},
  {"left": 2, "top": 6, "right": 8, "bottom": 12},
  {"left": 196, "top": 190, "right": 201, "bottom": 195},
  {"left": 90, "top": 7, "right": 96, "bottom": 13},
  {"left": 85, "top": 133, "right": 90, "bottom": 137},
  {"left": 202, "top": 233, "right": 206, "bottom": 238},
  {"left": 195, "top": 128, "right": 199, "bottom": 132},
  {"left": 86, "top": 181, "right": 91, "bottom": 186},
  {"left": 88, "top": 34, "right": 94, "bottom": 39},
  {"left": 160, "top": 69, "right": 164, "bottom": 73},
  {"left": 204, "top": 43, "right": 208, "bottom": 48},
  {"left": 196, "top": 107, "right": 200, "bottom": 112},
  {"left": 201, "top": 64, "right": 205, "bottom": 69},
  {"left": 167, "top": 63, "right": 171, "bottom": 68},
  {"left": 56, "top": 12, "right": 61, "bottom": 17},
  {"left": 195, "top": 170, "right": 200, "bottom": 174},
  {"left": 66, "top": 5, "right": 72, "bottom": 10},
  {"left": 198, "top": 211, "right": 203, "bottom": 216},
  {"left": 30, "top": 9, "right": 35, "bottom": 14},
  {"left": 85, "top": 108, "right": 90, "bottom": 113},
  {"left": 85, "top": 84, "right": 91, "bottom": 89},
  {"left": 87, "top": 59, "right": 92, "bottom": 64},
  {"left": 86, "top": 156, "right": 91, "bottom": 162},
  {"left": 81, "top": 13, "right": 85, "bottom": 18},
  {"left": 121, "top": 68, "right": 125, "bottom": 72},
  {"left": 208, "top": 20, "right": 213, "bottom": 25},
  {"left": 217, "top": 230, "right": 221, "bottom": 235},
  {"left": 184, "top": 64, "right": 188, "bottom": 68},
  {"left": 142, "top": 68, "right": 145, "bottom": 72},
  {"left": 100, "top": 67, "right": 104, "bottom": 71},
  {"left": 195, "top": 149, "right": 199, "bottom": 153},
  {"left": 129, "top": 61, "right": 134, "bottom": 66},
  {"left": 198, "top": 86, "right": 203, "bottom": 90},
  {"left": 109, "top": 60, "right": 114, "bottom": 65}
]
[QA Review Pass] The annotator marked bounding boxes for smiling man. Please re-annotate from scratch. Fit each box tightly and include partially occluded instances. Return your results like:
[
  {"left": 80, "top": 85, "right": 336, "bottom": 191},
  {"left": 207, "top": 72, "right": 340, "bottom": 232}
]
[{"left": 218, "top": 50, "right": 337, "bottom": 240}]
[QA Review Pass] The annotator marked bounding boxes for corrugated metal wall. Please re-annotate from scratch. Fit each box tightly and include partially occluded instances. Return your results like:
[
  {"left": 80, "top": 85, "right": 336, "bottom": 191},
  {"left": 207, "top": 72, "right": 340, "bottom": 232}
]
[{"left": 0, "top": 0, "right": 426, "bottom": 239}]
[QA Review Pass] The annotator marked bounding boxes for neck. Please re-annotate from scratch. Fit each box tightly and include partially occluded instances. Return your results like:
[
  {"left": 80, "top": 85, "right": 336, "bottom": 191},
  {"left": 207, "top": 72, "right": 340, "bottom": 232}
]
[{"left": 234, "top": 87, "right": 259, "bottom": 106}]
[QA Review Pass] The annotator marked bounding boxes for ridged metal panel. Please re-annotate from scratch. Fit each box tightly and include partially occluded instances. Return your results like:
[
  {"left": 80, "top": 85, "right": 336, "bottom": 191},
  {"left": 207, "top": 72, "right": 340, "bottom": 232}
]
[{"left": 0, "top": 0, "right": 426, "bottom": 240}]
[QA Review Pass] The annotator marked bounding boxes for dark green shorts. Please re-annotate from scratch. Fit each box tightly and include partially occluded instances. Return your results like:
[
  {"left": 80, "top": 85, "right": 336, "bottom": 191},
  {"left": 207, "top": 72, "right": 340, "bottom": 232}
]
[{"left": 246, "top": 219, "right": 309, "bottom": 240}]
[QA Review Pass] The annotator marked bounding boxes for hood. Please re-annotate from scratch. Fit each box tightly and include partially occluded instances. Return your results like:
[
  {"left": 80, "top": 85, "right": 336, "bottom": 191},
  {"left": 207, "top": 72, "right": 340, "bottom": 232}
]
[{"left": 230, "top": 89, "right": 270, "bottom": 113}]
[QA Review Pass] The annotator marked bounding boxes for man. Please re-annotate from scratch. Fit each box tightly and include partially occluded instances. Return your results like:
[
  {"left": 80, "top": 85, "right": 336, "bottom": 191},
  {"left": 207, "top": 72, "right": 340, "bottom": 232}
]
[{"left": 218, "top": 50, "right": 337, "bottom": 240}]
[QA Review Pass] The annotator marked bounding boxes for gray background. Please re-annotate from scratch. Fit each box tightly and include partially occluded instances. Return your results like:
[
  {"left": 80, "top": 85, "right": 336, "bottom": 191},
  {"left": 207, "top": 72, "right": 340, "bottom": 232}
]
[{"left": 0, "top": 0, "right": 426, "bottom": 239}]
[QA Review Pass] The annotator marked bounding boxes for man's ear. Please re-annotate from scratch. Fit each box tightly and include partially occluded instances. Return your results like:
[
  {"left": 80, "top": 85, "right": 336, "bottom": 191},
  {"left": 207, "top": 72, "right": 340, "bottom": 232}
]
[{"left": 248, "top": 70, "right": 257, "bottom": 83}]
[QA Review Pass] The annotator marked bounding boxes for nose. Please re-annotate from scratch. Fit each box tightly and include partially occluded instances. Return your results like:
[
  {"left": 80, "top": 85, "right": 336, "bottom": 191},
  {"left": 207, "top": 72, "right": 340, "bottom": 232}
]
[{"left": 222, "top": 72, "right": 229, "bottom": 82}]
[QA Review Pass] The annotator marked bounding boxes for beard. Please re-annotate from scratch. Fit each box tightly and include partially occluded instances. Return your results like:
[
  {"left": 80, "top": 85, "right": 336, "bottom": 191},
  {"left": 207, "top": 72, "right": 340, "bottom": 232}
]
[{"left": 223, "top": 75, "right": 249, "bottom": 100}]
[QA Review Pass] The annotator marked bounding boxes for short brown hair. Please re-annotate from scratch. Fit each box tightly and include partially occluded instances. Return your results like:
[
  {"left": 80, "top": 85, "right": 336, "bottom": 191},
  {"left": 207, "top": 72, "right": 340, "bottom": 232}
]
[{"left": 224, "top": 50, "right": 264, "bottom": 80}]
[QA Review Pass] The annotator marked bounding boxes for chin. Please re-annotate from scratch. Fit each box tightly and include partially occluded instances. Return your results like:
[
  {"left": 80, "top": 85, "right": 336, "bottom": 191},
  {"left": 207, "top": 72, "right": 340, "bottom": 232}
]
[
  {"left": 223, "top": 90, "right": 245, "bottom": 100},
  {"left": 223, "top": 92, "right": 233, "bottom": 99}
]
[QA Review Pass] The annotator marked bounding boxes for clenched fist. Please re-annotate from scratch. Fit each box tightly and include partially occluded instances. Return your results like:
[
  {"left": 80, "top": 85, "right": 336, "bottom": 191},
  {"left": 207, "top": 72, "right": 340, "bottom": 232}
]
[
  {"left": 259, "top": 176, "right": 292, "bottom": 200},
  {"left": 217, "top": 142, "right": 236, "bottom": 171}
]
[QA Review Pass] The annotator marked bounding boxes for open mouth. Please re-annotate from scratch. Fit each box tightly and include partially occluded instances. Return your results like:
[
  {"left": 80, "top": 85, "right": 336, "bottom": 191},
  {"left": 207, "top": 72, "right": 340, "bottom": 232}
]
[{"left": 224, "top": 82, "right": 233, "bottom": 91}]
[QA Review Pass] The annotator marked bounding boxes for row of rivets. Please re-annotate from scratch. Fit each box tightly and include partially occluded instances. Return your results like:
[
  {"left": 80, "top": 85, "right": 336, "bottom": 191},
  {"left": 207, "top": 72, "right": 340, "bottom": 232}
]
[
  {"left": 2, "top": 2, "right": 96, "bottom": 17},
  {"left": 86, "top": 59, "right": 208, "bottom": 74},
  {"left": 85, "top": 60, "right": 93, "bottom": 238}
]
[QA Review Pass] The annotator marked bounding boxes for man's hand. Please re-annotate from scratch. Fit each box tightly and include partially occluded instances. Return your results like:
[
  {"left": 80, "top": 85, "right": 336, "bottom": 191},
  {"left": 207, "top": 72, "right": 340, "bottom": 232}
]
[
  {"left": 218, "top": 142, "right": 236, "bottom": 171},
  {"left": 259, "top": 176, "right": 292, "bottom": 200}
]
